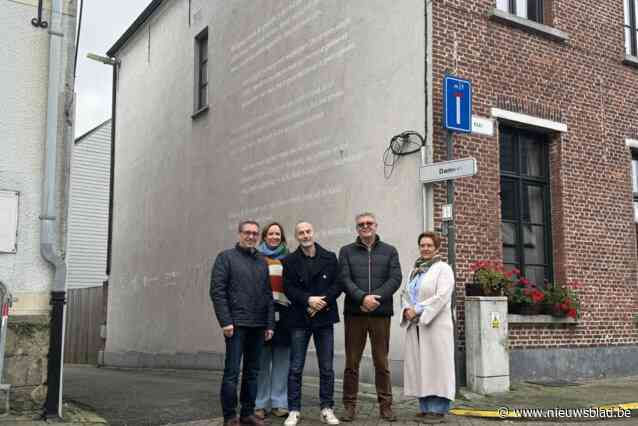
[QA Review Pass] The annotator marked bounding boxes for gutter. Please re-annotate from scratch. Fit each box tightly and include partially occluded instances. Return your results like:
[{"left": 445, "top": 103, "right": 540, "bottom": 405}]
[
  {"left": 41, "top": 0, "right": 71, "bottom": 418},
  {"left": 106, "top": 60, "right": 117, "bottom": 276},
  {"left": 423, "top": 0, "right": 434, "bottom": 231}
]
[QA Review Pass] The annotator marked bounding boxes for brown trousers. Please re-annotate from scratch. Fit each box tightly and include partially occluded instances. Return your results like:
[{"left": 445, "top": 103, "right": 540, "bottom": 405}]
[{"left": 342, "top": 315, "right": 392, "bottom": 407}]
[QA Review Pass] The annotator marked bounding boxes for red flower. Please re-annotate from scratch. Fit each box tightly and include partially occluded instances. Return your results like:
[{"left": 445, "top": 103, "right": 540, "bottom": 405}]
[
  {"left": 519, "top": 277, "right": 530, "bottom": 286},
  {"left": 531, "top": 289, "right": 545, "bottom": 303},
  {"left": 567, "top": 308, "right": 577, "bottom": 319}
]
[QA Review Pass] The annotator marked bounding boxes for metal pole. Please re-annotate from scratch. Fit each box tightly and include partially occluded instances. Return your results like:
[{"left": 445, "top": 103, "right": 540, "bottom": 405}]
[
  {"left": 446, "top": 131, "right": 455, "bottom": 271},
  {"left": 446, "top": 130, "right": 463, "bottom": 389}
]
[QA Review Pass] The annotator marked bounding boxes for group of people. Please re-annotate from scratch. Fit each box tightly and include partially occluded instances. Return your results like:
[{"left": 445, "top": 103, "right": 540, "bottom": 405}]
[{"left": 210, "top": 212, "right": 455, "bottom": 426}]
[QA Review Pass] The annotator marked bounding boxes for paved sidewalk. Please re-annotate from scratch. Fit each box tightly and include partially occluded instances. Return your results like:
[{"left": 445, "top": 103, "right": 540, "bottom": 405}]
[{"left": 3, "top": 366, "right": 635, "bottom": 425}]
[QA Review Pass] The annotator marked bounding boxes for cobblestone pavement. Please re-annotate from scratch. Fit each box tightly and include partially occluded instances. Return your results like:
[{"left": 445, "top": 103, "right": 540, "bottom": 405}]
[{"left": 57, "top": 366, "right": 638, "bottom": 426}]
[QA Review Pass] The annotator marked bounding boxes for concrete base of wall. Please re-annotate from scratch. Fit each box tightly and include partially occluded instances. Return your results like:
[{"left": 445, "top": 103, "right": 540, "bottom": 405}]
[
  {"left": 510, "top": 345, "right": 638, "bottom": 381},
  {"left": 105, "top": 345, "right": 638, "bottom": 385}
]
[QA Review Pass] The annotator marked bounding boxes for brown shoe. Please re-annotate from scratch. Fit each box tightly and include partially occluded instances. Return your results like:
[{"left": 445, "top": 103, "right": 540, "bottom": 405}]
[
  {"left": 223, "top": 417, "right": 240, "bottom": 426},
  {"left": 380, "top": 405, "right": 397, "bottom": 422},
  {"left": 341, "top": 405, "right": 356, "bottom": 422},
  {"left": 423, "top": 413, "right": 445, "bottom": 424},
  {"left": 239, "top": 415, "right": 264, "bottom": 426},
  {"left": 271, "top": 407, "right": 289, "bottom": 417},
  {"left": 254, "top": 409, "right": 266, "bottom": 420}
]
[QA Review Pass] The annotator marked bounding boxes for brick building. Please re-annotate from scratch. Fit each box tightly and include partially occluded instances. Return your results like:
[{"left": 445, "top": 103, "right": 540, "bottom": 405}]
[{"left": 430, "top": 1, "right": 638, "bottom": 378}]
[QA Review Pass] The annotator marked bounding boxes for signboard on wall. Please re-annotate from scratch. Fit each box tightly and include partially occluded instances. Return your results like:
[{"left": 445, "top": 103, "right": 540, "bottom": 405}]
[{"left": 0, "top": 190, "right": 19, "bottom": 253}]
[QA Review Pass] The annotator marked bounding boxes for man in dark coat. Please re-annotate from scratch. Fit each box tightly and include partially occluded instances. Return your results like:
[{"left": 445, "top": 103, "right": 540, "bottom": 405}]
[
  {"left": 338, "top": 212, "right": 402, "bottom": 422},
  {"left": 282, "top": 222, "right": 341, "bottom": 426},
  {"left": 210, "top": 220, "right": 275, "bottom": 426}
]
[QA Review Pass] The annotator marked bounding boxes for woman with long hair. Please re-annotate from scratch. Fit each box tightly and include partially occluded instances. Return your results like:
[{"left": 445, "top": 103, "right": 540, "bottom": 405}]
[{"left": 255, "top": 222, "right": 291, "bottom": 420}]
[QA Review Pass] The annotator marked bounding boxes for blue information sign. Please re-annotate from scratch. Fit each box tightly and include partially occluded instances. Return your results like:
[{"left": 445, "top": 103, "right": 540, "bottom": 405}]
[{"left": 443, "top": 75, "right": 472, "bottom": 133}]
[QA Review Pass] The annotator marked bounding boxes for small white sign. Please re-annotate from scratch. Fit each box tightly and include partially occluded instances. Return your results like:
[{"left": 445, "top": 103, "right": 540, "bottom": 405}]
[
  {"left": 0, "top": 190, "right": 19, "bottom": 253},
  {"left": 420, "top": 157, "right": 478, "bottom": 183},
  {"left": 472, "top": 115, "right": 495, "bottom": 136},
  {"left": 442, "top": 204, "right": 453, "bottom": 221}
]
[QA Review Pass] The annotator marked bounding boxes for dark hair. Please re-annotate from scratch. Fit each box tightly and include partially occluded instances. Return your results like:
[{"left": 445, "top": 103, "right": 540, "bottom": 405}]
[
  {"left": 418, "top": 231, "right": 441, "bottom": 249},
  {"left": 238, "top": 220, "right": 260, "bottom": 233},
  {"left": 261, "top": 222, "right": 287, "bottom": 245}
]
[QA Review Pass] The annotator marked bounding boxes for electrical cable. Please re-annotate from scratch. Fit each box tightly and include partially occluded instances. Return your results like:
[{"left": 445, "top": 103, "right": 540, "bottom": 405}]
[{"left": 383, "top": 130, "right": 425, "bottom": 179}]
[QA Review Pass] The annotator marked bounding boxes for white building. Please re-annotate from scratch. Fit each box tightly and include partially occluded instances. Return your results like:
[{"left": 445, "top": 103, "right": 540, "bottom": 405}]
[
  {"left": 0, "top": 0, "right": 77, "bottom": 411},
  {"left": 105, "top": 0, "right": 425, "bottom": 381},
  {"left": 67, "top": 120, "right": 112, "bottom": 289}
]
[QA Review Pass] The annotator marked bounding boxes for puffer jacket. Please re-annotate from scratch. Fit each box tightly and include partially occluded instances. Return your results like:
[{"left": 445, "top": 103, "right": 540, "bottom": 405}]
[
  {"left": 210, "top": 244, "right": 275, "bottom": 329},
  {"left": 338, "top": 235, "right": 402, "bottom": 316}
]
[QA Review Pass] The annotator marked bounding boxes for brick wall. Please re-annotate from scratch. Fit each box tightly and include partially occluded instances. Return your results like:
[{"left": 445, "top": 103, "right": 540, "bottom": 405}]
[{"left": 432, "top": 1, "right": 638, "bottom": 349}]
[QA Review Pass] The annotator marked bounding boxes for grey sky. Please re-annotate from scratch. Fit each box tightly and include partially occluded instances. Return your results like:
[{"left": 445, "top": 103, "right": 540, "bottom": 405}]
[{"left": 75, "top": 0, "right": 149, "bottom": 136}]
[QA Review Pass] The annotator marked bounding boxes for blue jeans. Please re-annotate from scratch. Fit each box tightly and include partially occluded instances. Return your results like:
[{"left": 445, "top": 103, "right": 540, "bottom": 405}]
[
  {"left": 255, "top": 343, "right": 290, "bottom": 410},
  {"left": 220, "top": 327, "right": 264, "bottom": 420},
  {"left": 419, "top": 395, "right": 452, "bottom": 414},
  {"left": 287, "top": 326, "right": 335, "bottom": 411}
]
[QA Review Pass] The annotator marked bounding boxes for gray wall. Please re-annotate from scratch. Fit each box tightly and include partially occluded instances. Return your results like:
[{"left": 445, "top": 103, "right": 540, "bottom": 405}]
[{"left": 106, "top": 0, "right": 425, "bottom": 371}]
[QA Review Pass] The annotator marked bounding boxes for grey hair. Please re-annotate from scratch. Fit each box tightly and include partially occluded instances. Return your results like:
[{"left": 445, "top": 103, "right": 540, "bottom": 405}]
[{"left": 354, "top": 212, "right": 376, "bottom": 223}]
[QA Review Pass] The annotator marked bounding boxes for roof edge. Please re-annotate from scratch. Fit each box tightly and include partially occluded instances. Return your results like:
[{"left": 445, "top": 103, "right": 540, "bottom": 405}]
[
  {"left": 75, "top": 119, "right": 112, "bottom": 144},
  {"left": 106, "top": 0, "right": 164, "bottom": 57}
]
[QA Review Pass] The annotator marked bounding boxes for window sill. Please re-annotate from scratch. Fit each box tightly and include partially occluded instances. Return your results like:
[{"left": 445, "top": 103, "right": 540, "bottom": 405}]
[
  {"left": 508, "top": 314, "right": 577, "bottom": 325},
  {"left": 488, "top": 8, "right": 569, "bottom": 43},
  {"left": 191, "top": 105, "right": 209, "bottom": 120},
  {"left": 623, "top": 55, "right": 638, "bottom": 69}
]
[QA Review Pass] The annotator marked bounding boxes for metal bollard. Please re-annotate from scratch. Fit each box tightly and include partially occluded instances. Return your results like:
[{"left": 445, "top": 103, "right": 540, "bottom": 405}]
[{"left": 0, "top": 281, "right": 13, "bottom": 416}]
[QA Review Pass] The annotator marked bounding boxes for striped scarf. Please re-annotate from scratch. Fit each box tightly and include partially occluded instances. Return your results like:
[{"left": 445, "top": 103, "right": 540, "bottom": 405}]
[{"left": 258, "top": 243, "right": 290, "bottom": 306}]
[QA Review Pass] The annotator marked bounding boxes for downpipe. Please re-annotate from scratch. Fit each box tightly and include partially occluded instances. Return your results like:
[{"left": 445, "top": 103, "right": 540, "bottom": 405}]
[{"left": 40, "top": 0, "right": 69, "bottom": 418}]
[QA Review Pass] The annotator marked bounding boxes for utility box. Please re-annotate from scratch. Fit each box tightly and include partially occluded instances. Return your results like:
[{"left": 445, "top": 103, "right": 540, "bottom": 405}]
[{"left": 465, "top": 296, "right": 509, "bottom": 394}]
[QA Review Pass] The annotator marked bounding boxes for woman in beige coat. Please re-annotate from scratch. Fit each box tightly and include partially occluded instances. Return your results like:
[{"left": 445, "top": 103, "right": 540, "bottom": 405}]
[{"left": 400, "top": 231, "right": 455, "bottom": 423}]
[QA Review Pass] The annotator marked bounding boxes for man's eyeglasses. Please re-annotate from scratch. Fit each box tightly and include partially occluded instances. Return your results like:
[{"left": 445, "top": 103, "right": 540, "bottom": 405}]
[
  {"left": 357, "top": 221, "right": 375, "bottom": 229},
  {"left": 241, "top": 231, "right": 259, "bottom": 237}
]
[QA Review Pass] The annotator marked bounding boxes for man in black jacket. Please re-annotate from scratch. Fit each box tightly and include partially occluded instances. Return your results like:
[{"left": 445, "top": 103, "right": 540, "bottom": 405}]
[
  {"left": 338, "top": 212, "right": 402, "bottom": 422},
  {"left": 210, "top": 220, "right": 275, "bottom": 426},
  {"left": 282, "top": 222, "right": 341, "bottom": 426}
]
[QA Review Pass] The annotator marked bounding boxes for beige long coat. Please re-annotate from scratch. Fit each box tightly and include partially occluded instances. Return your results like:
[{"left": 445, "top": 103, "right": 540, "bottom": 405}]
[{"left": 400, "top": 261, "right": 455, "bottom": 400}]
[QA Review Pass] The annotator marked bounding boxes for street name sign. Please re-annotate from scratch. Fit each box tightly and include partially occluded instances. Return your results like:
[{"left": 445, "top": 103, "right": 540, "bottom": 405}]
[
  {"left": 443, "top": 75, "right": 472, "bottom": 133},
  {"left": 471, "top": 115, "right": 494, "bottom": 136},
  {"left": 420, "top": 157, "right": 477, "bottom": 184}
]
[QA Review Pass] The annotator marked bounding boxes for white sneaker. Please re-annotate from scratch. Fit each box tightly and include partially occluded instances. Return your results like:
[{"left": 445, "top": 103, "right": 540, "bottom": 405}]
[
  {"left": 321, "top": 407, "right": 340, "bottom": 425},
  {"left": 284, "top": 410, "right": 301, "bottom": 426}
]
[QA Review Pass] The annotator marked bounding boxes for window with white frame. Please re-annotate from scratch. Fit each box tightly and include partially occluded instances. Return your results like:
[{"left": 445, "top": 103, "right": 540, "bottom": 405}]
[
  {"left": 625, "top": 0, "right": 638, "bottom": 57},
  {"left": 194, "top": 28, "right": 208, "bottom": 112},
  {"left": 497, "top": 0, "right": 545, "bottom": 24}
]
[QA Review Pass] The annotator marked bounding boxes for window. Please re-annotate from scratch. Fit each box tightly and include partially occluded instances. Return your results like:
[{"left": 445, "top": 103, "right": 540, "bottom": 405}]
[
  {"left": 497, "top": 0, "right": 545, "bottom": 23},
  {"left": 195, "top": 28, "right": 208, "bottom": 111},
  {"left": 632, "top": 151, "right": 638, "bottom": 222},
  {"left": 625, "top": 0, "right": 638, "bottom": 57},
  {"left": 500, "top": 127, "right": 553, "bottom": 286}
]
